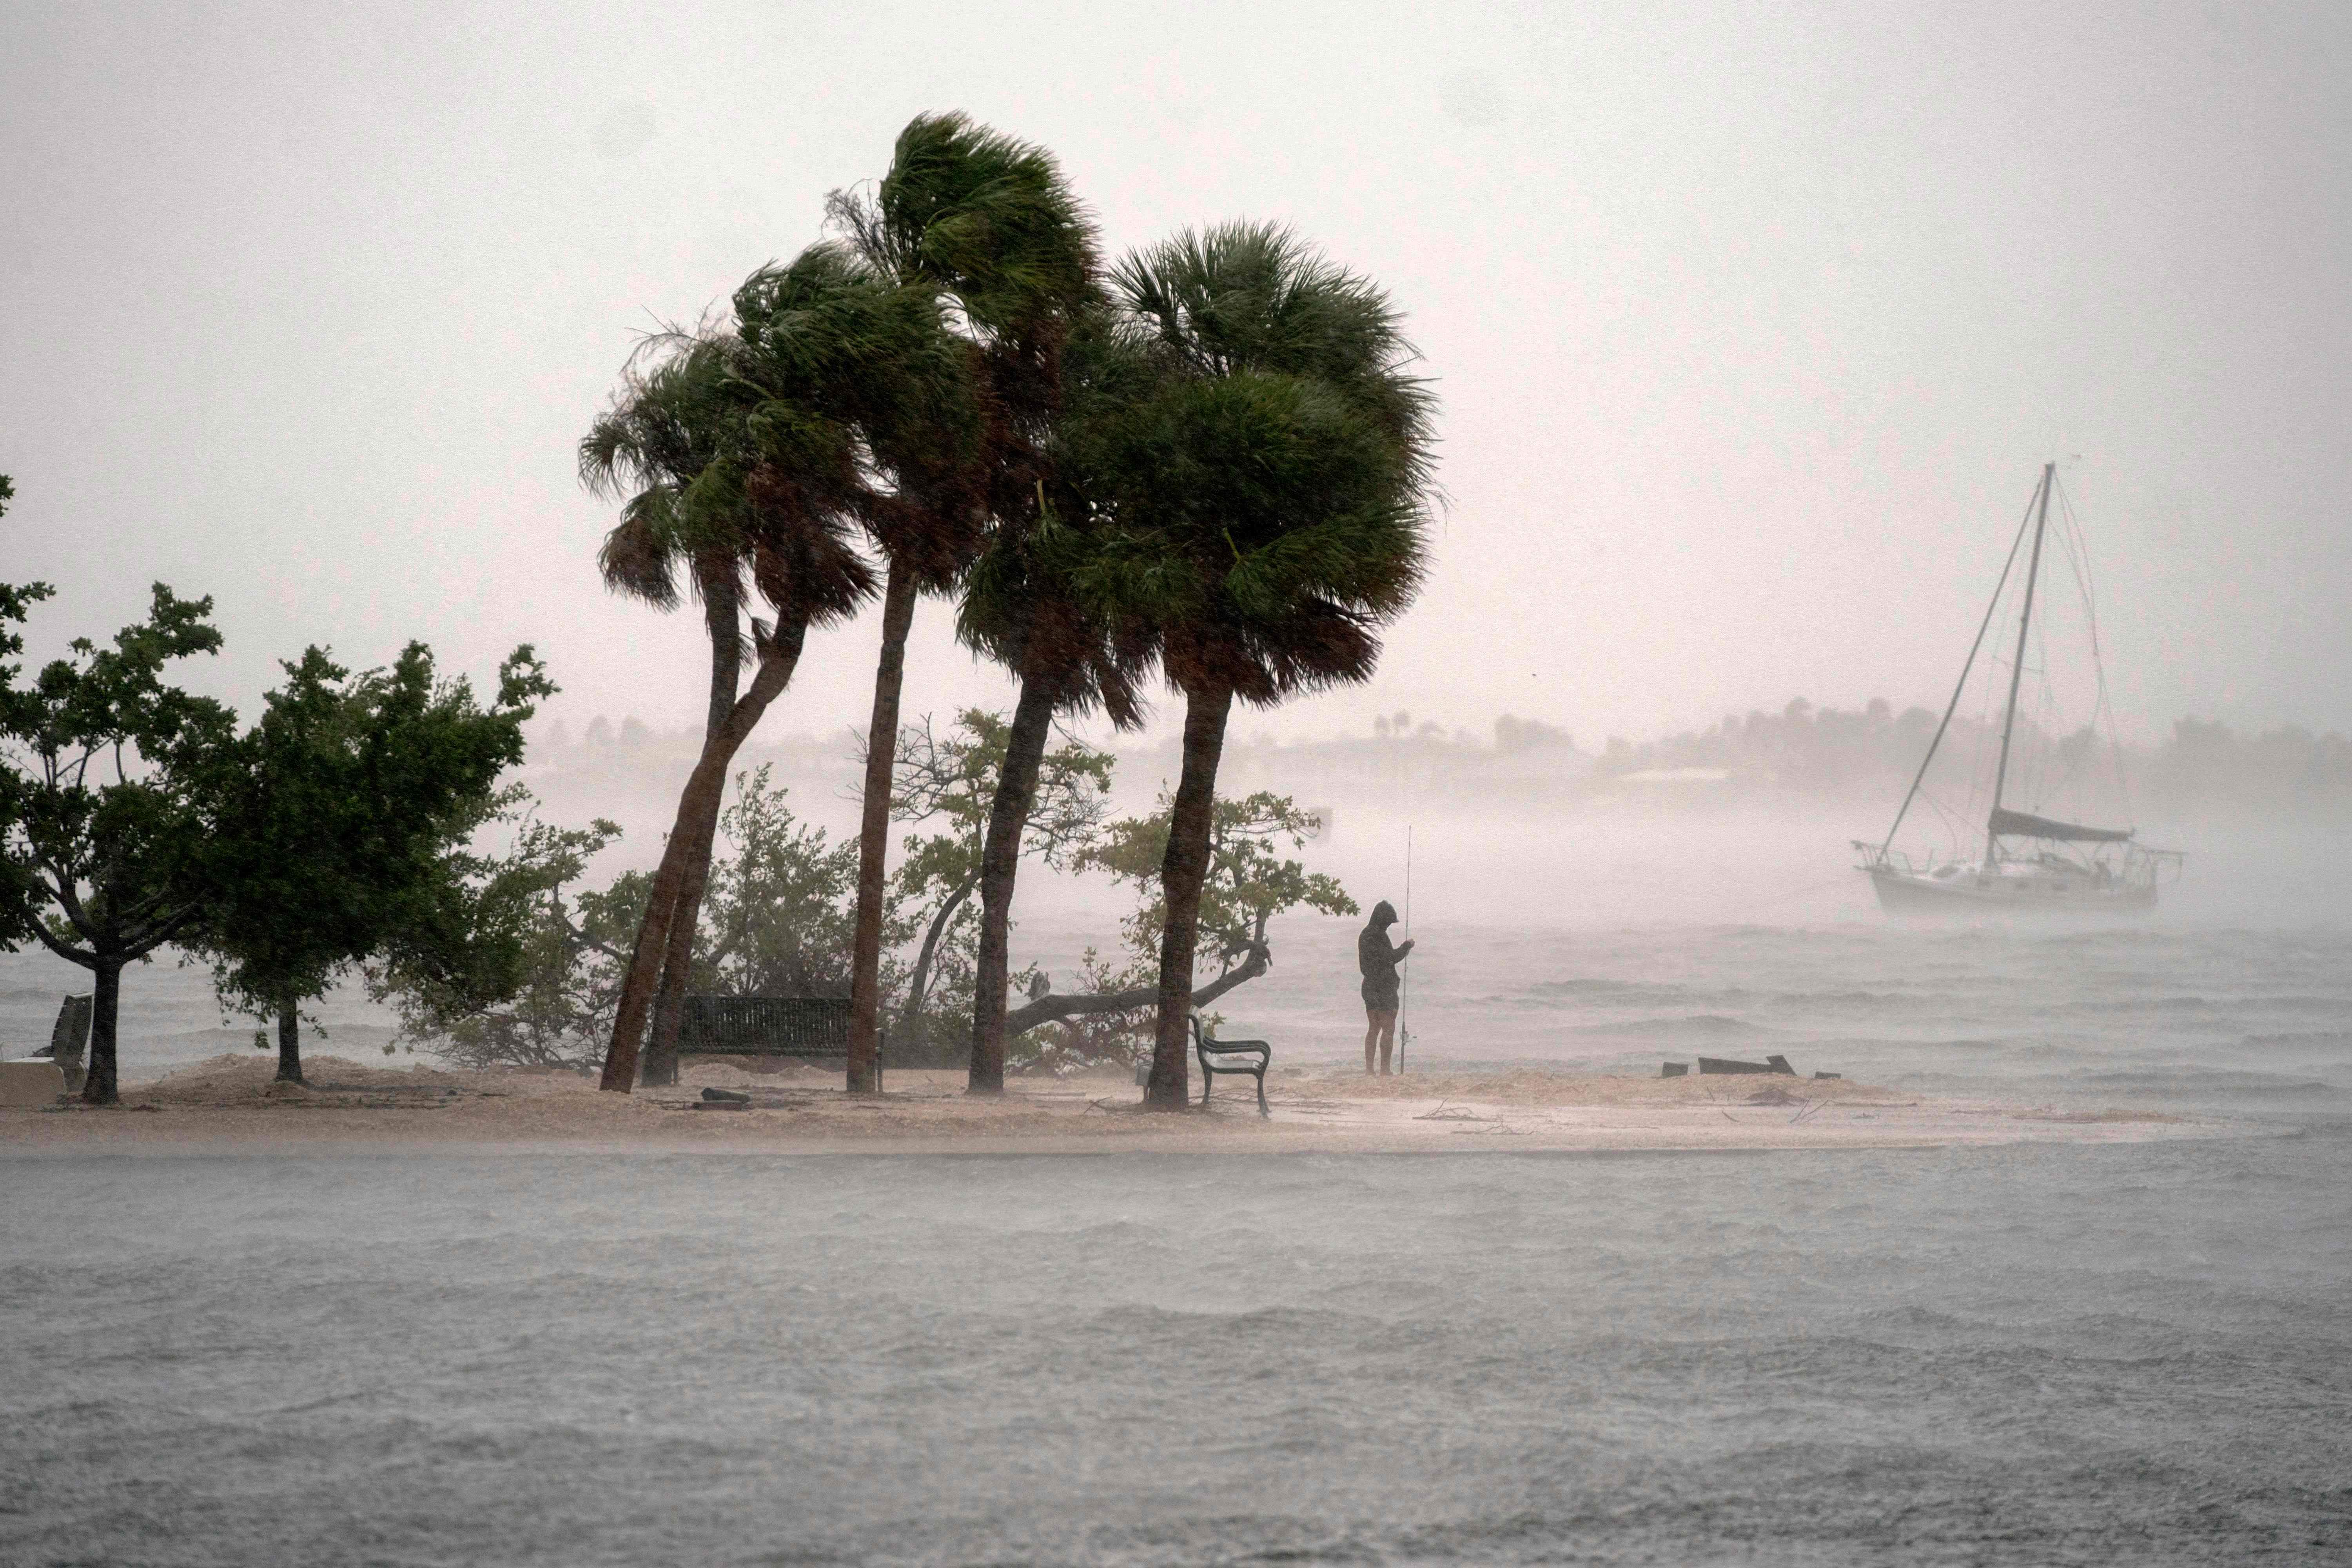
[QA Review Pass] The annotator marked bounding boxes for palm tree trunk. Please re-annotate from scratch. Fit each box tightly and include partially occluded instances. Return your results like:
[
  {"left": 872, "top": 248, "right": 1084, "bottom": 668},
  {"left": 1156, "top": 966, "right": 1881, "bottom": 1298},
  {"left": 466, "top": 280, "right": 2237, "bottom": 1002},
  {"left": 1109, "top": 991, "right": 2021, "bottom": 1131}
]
[
  {"left": 1145, "top": 684, "right": 1234, "bottom": 1110},
  {"left": 601, "top": 621, "right": 806, "bottom": 1092},
  {"left": 276, "top": 995, "right": 303, "bottom": 1084},
  {"left": 639, "top": 558, "right": 742, "bottom": 1090},
  {"left": 698, "top": 558, "right": 742, "bottom": 739},
  {"left": 966, "top": 677, "right": 1058, "bottom": 1096},
  {"left": 848, "top": 564, "right": 918, "bottom": 1093},
  {"left": 81, "top": 960, "right": 122, "bottom": 1106},
  {"left": 639, "top": 824, "right": 715, "bottom": 1087}
]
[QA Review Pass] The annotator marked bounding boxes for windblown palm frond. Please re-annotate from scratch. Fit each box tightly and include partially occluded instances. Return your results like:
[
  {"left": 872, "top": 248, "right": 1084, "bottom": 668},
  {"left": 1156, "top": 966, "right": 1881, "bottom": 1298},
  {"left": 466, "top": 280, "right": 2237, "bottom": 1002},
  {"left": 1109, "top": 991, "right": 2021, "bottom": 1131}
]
[
  {"left": 595, "top": 491, "right": 684, "bottom": 610},
  {"left": 1089, "top": 229, "right": 1439, "bottom": 705}
]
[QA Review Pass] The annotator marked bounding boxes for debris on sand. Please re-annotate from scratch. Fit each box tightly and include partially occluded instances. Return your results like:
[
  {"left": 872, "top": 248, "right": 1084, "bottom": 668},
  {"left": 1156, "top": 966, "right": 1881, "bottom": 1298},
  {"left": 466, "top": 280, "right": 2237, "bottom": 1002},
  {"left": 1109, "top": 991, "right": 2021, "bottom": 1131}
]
[{"left": 1698, "top": 1054, "right": 1798, "bottom": 1076}]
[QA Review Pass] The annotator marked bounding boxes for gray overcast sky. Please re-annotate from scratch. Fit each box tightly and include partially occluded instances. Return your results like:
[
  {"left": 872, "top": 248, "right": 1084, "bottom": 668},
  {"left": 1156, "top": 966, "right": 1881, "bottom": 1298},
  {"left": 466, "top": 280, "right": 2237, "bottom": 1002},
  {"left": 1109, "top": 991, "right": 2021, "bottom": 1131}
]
[{"left": 4, "top": 2, "right": 2348, "bottom": 750}]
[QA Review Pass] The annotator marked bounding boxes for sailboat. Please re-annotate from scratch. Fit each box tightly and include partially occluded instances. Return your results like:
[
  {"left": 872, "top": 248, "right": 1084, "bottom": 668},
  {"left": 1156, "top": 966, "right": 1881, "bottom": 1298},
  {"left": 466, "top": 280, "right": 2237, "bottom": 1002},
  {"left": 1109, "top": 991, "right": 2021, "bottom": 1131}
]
[{"left": 1854, "top": 463, "right": 2183, "bottom": 914}]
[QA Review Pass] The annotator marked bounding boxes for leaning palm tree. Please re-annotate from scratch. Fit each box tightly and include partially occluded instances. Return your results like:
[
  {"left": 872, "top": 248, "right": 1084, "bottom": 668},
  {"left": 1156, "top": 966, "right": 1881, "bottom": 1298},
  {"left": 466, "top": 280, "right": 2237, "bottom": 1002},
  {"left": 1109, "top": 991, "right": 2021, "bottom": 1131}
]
[
  {"left": 592, "top": 245, "right": 889, "bottom": 1091},
  {"left": 831, "top": 112, "right": 1145, "bottom": 1097},
  {"left": 1093, "top": 223, "right": 1438, "bottom": 1109},
  {"left": 581, "top": 329, "right": 747, "bottom": 739},
  {"left": 579, "top": 330, "right": 749, "bottom": 1087}
]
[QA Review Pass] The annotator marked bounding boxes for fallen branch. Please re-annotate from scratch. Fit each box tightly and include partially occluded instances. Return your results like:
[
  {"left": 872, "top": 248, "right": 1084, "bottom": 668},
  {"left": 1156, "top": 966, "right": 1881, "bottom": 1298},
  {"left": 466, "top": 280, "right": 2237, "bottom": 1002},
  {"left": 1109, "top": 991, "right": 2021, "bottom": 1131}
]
[{"left": 1002, "top": 944, "right": 1270, "bottom": 1037}]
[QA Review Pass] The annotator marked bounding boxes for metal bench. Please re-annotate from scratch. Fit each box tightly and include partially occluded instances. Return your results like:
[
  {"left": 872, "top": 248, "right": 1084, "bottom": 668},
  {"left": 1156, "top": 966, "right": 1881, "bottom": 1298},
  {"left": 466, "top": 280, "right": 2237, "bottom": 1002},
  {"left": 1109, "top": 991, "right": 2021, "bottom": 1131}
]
[
  {"left": 1188, "top": 1014, "right": 1271, "bottom": 1116},
  {"left": 678, "top": 996, "right": 882, "bottom": 1088}
]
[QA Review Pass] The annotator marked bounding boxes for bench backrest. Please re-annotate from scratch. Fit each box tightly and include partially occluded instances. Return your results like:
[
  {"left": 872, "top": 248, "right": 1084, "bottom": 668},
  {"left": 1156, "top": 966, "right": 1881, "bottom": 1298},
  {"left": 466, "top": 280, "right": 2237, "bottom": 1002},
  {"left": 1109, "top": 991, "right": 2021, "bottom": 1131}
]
[{"left": 679, "top": 995, "right": 852, "bottom": 1054}]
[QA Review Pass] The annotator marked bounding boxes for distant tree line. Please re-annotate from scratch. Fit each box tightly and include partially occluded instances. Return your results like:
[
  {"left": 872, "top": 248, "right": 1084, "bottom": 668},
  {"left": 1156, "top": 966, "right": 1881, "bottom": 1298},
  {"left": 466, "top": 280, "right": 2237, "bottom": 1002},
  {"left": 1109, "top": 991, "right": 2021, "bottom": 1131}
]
[{"left": 1591, "top": 697, "right": 2352, "bottom": 809}]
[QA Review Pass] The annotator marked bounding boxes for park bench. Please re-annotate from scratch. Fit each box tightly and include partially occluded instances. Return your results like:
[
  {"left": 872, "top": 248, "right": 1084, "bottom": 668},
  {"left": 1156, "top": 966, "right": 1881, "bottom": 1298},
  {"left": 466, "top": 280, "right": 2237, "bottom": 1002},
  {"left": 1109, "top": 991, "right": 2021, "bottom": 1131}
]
[
  {"left": 677, "top": 996, "right": 882, "bottom": 1088},
  {"left": 1188, "top": 1014, "right": 1271, "bottom": 1116}
]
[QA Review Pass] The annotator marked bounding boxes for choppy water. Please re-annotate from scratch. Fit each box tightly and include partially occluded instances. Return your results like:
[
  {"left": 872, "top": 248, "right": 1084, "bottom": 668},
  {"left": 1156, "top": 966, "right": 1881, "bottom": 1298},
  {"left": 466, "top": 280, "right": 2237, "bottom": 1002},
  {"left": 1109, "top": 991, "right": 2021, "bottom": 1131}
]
[{"left": 5, "top": 911, "right": 2350, "bottom": 1563}]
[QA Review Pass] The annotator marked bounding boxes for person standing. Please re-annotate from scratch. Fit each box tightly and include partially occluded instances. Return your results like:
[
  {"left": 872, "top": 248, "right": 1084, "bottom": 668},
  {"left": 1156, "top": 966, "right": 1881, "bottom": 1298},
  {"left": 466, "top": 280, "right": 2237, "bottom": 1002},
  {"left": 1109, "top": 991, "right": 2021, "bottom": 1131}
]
[{"left": 1358, "top": 900, "right": 1414, "bottom": 1075}]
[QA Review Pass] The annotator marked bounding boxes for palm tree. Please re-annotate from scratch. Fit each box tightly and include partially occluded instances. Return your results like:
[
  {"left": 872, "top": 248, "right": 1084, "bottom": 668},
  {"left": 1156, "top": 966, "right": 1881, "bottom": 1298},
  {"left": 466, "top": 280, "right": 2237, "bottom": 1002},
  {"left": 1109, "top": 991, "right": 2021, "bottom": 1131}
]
[
  {"left": 831, "top": 112, "right": 1145, "bottom": 1097},
  {"left": 579, "top": 331, "right": 748, "bottom": 1087},
  {"left": 1094, "top": 223, "right": 1438, "bottom": 1109},
  {"left": 589, "top": 246, "right": 884, "bottom": 1091}
]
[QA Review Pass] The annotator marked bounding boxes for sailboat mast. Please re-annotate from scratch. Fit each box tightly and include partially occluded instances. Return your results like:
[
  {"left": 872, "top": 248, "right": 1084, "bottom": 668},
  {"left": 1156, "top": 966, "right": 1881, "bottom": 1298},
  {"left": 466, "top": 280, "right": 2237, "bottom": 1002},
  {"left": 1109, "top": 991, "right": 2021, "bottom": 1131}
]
[{"left": 1986, "top": 461, "right": 2055, "bottom": 866}]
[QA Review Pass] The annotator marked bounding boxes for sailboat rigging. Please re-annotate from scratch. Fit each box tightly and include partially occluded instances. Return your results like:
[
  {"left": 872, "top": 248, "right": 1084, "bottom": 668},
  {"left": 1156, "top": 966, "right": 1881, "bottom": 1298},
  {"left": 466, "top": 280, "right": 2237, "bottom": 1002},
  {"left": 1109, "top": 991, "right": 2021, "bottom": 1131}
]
[{"left": 1853, "top": 463, "right": 2183, "bottom": 913}]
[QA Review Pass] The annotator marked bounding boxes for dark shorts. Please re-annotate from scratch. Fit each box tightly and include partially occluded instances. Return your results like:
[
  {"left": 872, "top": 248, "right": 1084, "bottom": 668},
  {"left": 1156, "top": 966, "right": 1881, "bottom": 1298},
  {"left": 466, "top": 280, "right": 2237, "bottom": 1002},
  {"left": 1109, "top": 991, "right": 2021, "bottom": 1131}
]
[{"left": 1361, "top": 979, "right": 1399, "bottom": 1014}]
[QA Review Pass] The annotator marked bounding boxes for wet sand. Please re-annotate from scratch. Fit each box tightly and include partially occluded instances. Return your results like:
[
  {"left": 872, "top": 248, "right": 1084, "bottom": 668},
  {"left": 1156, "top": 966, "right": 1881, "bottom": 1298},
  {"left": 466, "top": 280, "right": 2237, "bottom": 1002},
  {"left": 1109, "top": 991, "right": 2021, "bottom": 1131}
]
[{"left": 0, "top": 1053, "right": 2229, "bottom": 1154}]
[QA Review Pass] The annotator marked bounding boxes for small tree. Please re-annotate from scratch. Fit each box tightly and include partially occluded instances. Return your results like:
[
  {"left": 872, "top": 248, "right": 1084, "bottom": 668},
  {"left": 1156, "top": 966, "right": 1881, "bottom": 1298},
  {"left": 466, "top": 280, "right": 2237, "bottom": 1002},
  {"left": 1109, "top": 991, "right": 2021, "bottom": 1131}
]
[
  {"left": 1003, "top": 791, "right": 1356, "bottom": 1071},
  {"left": 696, "top": 765, "right": 886, "bottom": 998},
  {"left": 886, "top": 710, "right": 1113, "bottom": 1058},
  {"left": 0, "top": 583, "right": 236, "bottom": 1103},
  {"left": 196, "top": 644, "right": 552, "bottom": 1083},
  {"left": 369, "top": 813, "right": 630, "bottom": 1072}
]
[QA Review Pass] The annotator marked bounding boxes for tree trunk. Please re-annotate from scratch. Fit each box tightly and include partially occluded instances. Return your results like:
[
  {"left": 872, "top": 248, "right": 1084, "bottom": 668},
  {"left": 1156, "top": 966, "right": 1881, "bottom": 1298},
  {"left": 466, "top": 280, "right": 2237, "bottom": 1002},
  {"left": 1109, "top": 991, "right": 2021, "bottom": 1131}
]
[
  {"left": 1145, "top": 685, "right": 1234, "bottom": 1110},
  {"left": 601, "top": 621, "right": 806, "bottom": 1092},
  {"left": 898, "top": 870, "right": 978, "bottom": 1039},
  {"left": 639, "top": 817, "right": 717, "bottom": 1087},
  {"left": 276, "top": 995, "right": 303, "bottom": 1084},
  {"left": 1007, "top": 936, "right": 1266, "bottom": 1037},
  {"left": 81, "top": 961, "right": 122, "bottom": 1106},
  {"left": 848, "top": 564, "right": 918, "bottom": 1093},
  {"left": 966, "top": 677, "right": 1058, "bottom": 1096},
  {"left": 640, "top": 557, "right": 744, "bottom": 1089},
  {"left": 698, "top": 556, "right": 742, "bottom": 741}
]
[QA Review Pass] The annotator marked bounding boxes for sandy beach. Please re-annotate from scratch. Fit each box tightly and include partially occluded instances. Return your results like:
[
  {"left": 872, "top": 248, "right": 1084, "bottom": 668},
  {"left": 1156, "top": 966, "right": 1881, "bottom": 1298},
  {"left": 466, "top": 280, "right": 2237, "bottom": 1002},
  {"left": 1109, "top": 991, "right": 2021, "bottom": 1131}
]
[{"left": 1, "top": 1052, "right": 2229, "bottom": 1155}]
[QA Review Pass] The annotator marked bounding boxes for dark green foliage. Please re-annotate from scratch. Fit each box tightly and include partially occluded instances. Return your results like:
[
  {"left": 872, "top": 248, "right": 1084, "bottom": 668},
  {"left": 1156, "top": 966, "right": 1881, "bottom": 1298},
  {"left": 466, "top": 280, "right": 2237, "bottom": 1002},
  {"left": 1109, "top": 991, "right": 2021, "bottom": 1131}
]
[
  {"left": 195, "top": 642, "right": 553, "bottom": 1081},
  {"left": 696, "top": 765, "right": 888, "bottom": 998},
  {"left": 1083, "top": 221, "right": 1437, "bottom": 701},
  {"left": 370, "top": 815, "right": 630, "bottom": 1072},
  {"left": 0, "top": 583, "right": 236, "bottom": 1102}
]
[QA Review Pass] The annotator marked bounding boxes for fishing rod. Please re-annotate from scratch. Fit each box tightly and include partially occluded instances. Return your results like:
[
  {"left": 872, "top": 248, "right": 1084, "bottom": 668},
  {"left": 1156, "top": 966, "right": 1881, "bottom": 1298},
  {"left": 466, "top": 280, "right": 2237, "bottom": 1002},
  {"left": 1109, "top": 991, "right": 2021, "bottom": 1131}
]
[{"left": 1399, "top": 825, "right": 1413, "bottom": 1074}]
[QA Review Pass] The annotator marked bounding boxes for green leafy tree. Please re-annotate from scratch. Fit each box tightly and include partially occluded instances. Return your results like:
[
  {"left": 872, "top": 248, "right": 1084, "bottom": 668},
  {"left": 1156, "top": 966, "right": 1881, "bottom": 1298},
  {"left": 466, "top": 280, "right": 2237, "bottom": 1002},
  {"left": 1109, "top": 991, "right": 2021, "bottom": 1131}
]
[
  {"left": 1005, "top": 792, "right": 1355, "bottom": 1071},
  {"left": 196, "top": 643, "right": 553, "bottom": 1083},
  {"left": 885, "top": 709, "right": 1114, "bottom": 1056},
  {"left": 0, "top": 583, "right": 236, "bottom": 1103},
  {"left": 695, "top": 765, "right": 887, "bottom": 998},
  {"left": 396, "top": 770, "right": 877, "bottom": 1071},
  {"left": 1088, "top": 224, "right": 1437, "bottom": 1107},
  {"left": 370, "top": 814, "right": 631, "bottom": 1071}
]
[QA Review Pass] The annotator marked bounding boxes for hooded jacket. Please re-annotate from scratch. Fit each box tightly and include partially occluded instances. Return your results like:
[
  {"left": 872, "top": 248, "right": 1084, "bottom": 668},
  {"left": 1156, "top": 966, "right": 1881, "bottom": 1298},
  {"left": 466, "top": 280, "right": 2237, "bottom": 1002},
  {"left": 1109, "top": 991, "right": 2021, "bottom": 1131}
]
[{"left": 1358, "top": 901, "right": 1406, "bottom": 1008}]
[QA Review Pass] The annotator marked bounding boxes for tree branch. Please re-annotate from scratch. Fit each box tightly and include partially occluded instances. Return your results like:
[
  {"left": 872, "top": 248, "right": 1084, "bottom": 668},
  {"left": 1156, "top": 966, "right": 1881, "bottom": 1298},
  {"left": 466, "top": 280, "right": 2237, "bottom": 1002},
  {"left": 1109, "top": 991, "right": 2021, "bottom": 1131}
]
[
  {"left": 120, "top": 900, "right": 205, "bottom": 962},
  {"left": 1003, "top": 942, "right": 1270, "bottom": 1037},
  {"left": 29, "top": 921, "right": 98, "bottom": 970}
]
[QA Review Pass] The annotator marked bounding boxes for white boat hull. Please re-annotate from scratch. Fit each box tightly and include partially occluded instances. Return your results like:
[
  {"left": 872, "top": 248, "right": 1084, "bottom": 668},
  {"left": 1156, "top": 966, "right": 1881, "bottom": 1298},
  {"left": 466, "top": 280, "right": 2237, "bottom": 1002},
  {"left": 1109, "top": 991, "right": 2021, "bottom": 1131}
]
[{"left": 1865, "top": 864, "right": 2157, "bottom": 916}]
